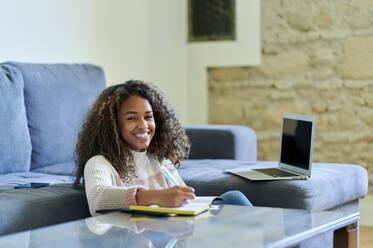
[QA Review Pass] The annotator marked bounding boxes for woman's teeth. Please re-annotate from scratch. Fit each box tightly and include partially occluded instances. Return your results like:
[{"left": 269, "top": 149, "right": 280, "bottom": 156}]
[{"left": 134, "top": 133, "right": 148, "bottom": 138}]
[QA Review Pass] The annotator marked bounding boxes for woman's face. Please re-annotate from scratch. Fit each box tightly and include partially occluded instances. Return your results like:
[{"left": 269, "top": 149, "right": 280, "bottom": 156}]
[{"left": 118, "top": 95, "right": 156, "bottom": 152}]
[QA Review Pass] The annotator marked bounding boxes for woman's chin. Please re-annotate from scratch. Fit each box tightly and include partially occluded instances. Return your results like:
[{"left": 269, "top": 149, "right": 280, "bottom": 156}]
[{"left": 129, "top": 144, "right": 150, "bottom": 152}]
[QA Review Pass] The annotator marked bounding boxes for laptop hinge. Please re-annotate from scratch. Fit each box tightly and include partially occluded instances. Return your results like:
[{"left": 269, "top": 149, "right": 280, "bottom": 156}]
[{"left": 280, "top": 167, "right": 306, "bottom": 177}]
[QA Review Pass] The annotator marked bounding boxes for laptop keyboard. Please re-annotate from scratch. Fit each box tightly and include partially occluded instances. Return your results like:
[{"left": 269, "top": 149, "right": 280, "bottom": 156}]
[{"left": 253, "top": 168, "right": 298, "bottom": 177}]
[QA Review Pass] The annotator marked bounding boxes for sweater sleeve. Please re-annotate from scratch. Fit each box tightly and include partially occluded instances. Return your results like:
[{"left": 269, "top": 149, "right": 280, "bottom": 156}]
[{"left": 84, "top": 156, "right": 146, "bottom": 216}]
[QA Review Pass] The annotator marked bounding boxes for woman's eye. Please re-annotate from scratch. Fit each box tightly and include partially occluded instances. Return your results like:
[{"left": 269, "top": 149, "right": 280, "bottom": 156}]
[
  {"left": 145, "top": 115, "right": 153, "bottom": 119},
  {"left": 126, "top": 117, "right": 136, "bottom": 120}
]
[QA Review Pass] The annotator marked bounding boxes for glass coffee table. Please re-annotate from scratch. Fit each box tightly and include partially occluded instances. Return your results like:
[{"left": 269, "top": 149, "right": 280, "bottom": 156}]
[{"left": 0, "top": 205, "right": 359, "bottom": 248}]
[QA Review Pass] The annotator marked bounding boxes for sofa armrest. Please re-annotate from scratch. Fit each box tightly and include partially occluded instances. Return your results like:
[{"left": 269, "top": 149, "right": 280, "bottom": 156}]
[{"left": 184, "top": 125, "right": 257, "bottom": 161}]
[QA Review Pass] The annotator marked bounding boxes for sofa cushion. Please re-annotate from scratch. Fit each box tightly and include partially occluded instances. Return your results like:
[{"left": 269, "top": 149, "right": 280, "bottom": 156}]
[
  {"left": 0, "top": 64, "right": 32, "bottom": 174},
  {"left": 0, "top": 184, "right": 89, "bottom": 235},
  {"left": 184, "top": 125, "right": 257, "bottom": 161},
  {"left": 5, "top": 62, "right": 106, "bottom": 171},
  {"left": 0, "top": 230, "right": 30, "bottom": 248},
  {"left": 0, "top": 172, "right": 74, "bottom": 192},
  {"left": 179, "top": 160, "right": 368, "bottom": 211},
  {"left": 31, "top": 161, "right": 76, "bottom": 176}
]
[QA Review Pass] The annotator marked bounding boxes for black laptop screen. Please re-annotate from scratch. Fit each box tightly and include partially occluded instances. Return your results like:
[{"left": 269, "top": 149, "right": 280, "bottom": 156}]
[{"left": 280, "top": 118, "right": 312, "bottom": 170}]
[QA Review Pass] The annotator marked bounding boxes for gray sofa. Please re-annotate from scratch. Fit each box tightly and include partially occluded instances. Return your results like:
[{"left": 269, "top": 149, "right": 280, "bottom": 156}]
[{"left": 0, "top": 62, "right": 368, "bottom": 238}]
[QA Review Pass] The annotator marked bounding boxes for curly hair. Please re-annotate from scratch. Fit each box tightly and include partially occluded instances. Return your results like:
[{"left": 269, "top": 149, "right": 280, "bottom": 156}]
[{"left": 74, "top": 80, "right": 190, "bottom": 187}]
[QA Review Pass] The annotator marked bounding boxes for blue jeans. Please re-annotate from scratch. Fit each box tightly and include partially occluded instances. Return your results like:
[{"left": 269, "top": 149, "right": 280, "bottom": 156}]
[{"left": 212, "top": 190, "right": 253, "bottom": 207}]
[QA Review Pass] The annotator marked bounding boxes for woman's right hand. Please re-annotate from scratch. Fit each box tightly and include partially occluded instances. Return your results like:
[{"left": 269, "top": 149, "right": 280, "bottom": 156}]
[{"left": 136, "top": 186, "right": 195, "bottom": 207}]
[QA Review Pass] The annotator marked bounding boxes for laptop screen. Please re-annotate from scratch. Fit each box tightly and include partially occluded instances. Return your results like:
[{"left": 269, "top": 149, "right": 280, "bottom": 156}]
[{"left": 280, "top": 117, "right": 313, "bottom": 170}]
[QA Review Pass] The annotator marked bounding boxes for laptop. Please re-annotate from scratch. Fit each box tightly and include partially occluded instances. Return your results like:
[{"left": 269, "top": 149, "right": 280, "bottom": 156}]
[{"left": 226, "top": 113, "right": 315, "bottom": 180}]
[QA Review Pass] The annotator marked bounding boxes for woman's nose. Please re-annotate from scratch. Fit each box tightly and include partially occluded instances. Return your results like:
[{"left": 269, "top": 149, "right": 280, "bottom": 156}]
[{"left": 137, "top": 118, "right": 148, "bottom": 128}]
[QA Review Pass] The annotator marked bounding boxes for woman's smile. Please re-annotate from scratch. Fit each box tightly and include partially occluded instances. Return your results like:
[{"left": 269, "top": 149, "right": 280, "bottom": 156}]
[{"left": 133, "top": 131, "right": 150, "bottom": 140}]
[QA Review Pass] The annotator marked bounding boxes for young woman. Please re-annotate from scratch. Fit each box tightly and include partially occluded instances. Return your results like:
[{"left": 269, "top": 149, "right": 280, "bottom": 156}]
[{"left": 74, "top": 80, "right": 251, "bottom": 216}]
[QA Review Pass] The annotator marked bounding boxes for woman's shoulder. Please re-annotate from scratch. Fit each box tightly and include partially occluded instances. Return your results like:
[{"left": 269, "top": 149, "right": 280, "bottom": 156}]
[
  {"left": 85, "top": 155, "right": 115, "bottom": 172},
  {"left": 161, "top": 159, "right": 177, "bottom": 170},
  {"left": 86, "top": 154, "right": 110, "bottom": 164},
  {"left": 145, "top": 154, "right": 173, "bottom": 168}
]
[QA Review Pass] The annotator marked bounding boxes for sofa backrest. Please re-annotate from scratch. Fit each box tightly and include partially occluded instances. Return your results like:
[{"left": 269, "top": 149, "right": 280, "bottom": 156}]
[
  {"left": 0, "top": 65, "right": 32, "bottom": 174},
  {"left": 3, "top": 62, "right": 106, "bottom": 173},
  {"left": 184, "top": 125, "right": 257, "bottom": 161}
]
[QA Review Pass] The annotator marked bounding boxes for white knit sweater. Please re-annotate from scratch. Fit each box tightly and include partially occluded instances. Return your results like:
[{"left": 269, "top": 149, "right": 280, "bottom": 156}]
[{"left": 84, "top": 151, "right": 186, "bottom": 216}]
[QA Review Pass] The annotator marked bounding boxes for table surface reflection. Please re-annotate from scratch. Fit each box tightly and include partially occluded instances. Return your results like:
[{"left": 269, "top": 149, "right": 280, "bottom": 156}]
[{"left": 0, "top": 205, "right": 359, "bottom": 248}]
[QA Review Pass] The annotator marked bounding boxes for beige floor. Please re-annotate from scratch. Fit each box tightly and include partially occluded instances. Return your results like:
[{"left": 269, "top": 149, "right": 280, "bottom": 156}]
[
  {"left": 360, "top": 194, "right": 373, "bottom": 227},
  {"left": 359, "top": 194, "right": 373, "bottom": 247},
  {"left": 360, "top": 226, "right": 373, "bottom": 248}
]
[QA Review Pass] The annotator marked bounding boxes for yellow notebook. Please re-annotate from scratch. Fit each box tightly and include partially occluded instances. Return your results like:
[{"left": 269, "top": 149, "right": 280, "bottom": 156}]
[
  {"left": 129, "top": 196, "right": 215, "bottom": 216},
  {"left": 130, "top": 210, "right": 214, "bottom": 221}
]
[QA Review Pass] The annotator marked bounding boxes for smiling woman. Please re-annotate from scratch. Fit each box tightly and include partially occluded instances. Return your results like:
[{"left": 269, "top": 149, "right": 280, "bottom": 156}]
[
  {"left": 74, "top": 80, "right": 252, "bottom": 217},
  {"left": 73, "top": 80, "right": 194, "bottom": 215}
]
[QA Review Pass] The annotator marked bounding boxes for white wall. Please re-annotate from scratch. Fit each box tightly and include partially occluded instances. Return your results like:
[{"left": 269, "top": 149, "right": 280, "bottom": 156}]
[
  {"left": 0, "top": 0, "right": 187, "bottom": 121},
  {"left": 0, "top": 0, "right": 259, "bottom": 124},
  {"left": 95, "top": 1, "right": 187, "bottom": 121},
  {"left": 0, "top": 0, "right": 100, "bottom": 63},
  {"left": 186, "top": 0, "right": 261, "bottom": 124}
]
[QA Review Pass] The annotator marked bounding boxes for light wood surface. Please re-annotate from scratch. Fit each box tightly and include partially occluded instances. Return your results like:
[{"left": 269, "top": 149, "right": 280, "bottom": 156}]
[{"left": 360, "top": 226, "right": 373, "bottom": 248}]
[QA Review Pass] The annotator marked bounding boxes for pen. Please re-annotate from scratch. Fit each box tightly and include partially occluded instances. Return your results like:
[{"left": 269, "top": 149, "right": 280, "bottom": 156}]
[{"left": 161, "top": 166, "right": 179, "bottom": 186}]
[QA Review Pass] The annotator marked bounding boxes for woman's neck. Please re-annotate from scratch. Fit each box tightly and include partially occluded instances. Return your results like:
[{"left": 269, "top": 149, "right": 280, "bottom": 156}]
[{"left": 129, "top": 149, "right": 147, "bottom": 161}]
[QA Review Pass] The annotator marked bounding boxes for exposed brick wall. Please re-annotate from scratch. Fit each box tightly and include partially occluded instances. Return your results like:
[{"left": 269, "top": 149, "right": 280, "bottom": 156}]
[{"left": 208, "top": 0, "right": 373, "bottom": 191}]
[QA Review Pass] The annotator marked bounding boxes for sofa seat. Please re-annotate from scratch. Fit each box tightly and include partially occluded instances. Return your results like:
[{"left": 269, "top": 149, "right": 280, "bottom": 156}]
[
  {"left": 0, "top": 183, "right": 88, "bottom": 235},
  {"left": 0, "top": 170, "right": 88, "bottom": 235},
  {"left": 31, "top": 162, "right": 76, "bottom": 176},
  {"left": 0, "top": 172, "right": 74, "bottom": 191},
  {"left": 179, "top": 160, "right": 368, "bottom": 211}
]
